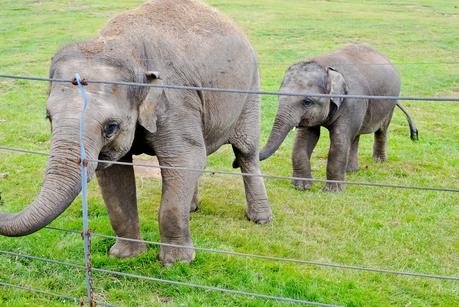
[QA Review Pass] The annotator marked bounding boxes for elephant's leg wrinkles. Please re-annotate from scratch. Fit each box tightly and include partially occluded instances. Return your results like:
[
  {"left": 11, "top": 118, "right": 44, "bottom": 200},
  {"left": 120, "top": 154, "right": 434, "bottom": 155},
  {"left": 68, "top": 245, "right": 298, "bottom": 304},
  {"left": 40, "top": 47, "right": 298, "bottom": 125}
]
[
  {"left": 157, "top": 146, "right": 206, "bottom": 266},
  {"left": 347, "top": 135, "right": 360, "bottom": 172},
  {"left": 233, "top": 147, "right": 272, "bottom": 224},
  {"left": 324, "top": 128, "right": 353, "bottom": 192},
  {"left": 291, "top": 126, "right": 320, "bottom": 190},
  {"left": 230, "top": 97, "right": 271, "bottom": 224},
  {"left": 96, "top": 155, "right": 146, "bottom": 258},
  {"left": 373, "top": 129, "right": 388, "bottom": 162}
]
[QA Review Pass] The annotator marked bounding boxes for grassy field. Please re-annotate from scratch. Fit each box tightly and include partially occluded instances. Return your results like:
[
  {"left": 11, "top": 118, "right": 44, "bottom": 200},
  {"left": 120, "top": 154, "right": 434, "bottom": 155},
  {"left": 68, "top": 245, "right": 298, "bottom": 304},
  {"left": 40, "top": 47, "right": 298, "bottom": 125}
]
[{"left": 0, "top": 0, "right": 458, "bottom": 306}]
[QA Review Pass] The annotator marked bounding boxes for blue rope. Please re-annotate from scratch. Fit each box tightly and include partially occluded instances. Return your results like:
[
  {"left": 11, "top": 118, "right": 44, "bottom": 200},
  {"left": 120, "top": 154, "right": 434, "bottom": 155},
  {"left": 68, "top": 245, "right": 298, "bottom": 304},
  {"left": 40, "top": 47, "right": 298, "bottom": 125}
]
[{"left": 75, "top": 73, "right": 93, "bottom": 305}]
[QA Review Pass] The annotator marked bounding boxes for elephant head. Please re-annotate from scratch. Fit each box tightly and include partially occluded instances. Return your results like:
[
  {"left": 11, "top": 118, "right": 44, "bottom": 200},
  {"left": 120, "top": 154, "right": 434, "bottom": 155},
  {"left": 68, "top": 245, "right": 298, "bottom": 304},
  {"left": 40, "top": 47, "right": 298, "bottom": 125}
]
[
  {"left": 260, "top": 61, "right": 346, "bottom": 160},
  {"left": 0, "top": 41, "right": 163, "bottom": 236}
]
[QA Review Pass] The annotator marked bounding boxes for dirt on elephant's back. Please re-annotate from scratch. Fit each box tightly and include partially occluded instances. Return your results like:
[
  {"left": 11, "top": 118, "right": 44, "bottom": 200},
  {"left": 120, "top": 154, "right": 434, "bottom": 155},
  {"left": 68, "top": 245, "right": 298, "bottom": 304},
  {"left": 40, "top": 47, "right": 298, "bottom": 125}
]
[{"left": 133, "top": 155, "right": 162, "bottom": 179}]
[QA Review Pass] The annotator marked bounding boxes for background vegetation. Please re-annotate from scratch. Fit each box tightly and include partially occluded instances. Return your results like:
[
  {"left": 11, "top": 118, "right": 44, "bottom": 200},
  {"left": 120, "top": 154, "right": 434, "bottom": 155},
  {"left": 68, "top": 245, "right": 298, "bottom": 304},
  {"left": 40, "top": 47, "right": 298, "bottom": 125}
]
[{"left": 0, "top": 0, "right": 458, "bottom": 306}]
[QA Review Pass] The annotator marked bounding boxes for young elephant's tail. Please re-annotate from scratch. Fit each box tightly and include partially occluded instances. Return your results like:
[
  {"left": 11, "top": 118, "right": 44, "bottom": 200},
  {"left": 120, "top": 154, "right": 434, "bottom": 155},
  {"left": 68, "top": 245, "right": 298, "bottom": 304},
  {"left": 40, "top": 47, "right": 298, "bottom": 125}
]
[{"left": 396, "top": 102, "right": 419, "bottom": 141}]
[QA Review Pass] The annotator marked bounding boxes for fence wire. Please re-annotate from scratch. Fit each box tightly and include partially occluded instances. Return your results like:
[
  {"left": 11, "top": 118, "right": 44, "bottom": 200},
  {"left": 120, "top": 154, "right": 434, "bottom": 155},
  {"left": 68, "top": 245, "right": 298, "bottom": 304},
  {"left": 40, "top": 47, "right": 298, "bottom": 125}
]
[
  {"left": 0, "top": 281, "right": 82, "bottom": 304},
  {"left": 0, "top": 281, "right": 116, "bottom": 307},
  {"left": 0, "top": 250, "right": 339, "bottom": 307},
  {"left": 0, "top": 146, "right": 458, "bottom": 193},
  {"left": 1, "top": 74, "right": 459, "bottom": 102},
  {"left": 43, "top": 226, "right": 459, "bottom": 281}
]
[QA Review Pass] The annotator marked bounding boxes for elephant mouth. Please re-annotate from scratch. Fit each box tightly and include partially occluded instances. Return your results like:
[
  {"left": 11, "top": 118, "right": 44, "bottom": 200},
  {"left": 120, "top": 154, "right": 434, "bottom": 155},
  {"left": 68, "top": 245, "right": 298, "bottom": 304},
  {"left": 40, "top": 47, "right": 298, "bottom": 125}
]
[
  {"left": 97, "top": 152, "right": 114, "bottom": 169},
  {"left": 296, "top": 120, "right": 309, "bottom": 128}
]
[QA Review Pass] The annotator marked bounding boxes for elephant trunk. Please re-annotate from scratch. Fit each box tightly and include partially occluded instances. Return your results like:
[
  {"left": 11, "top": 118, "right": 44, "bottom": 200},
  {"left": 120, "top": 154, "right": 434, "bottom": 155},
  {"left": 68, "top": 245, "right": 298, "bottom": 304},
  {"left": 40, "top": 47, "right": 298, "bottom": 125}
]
[
  {"left": 260, "top": 110, "right": 296, "bottom": 161},
  {"left": 0, "top": 124, "right": 99, "bottom": 237}
]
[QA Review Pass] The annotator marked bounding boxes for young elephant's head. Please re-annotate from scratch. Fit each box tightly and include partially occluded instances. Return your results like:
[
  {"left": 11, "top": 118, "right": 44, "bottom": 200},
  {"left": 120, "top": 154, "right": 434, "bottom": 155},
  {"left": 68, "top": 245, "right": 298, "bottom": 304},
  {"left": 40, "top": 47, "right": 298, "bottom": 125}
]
[
  {"left": 0, "top": 41, "right": 163, "bottom": 237},
  {"left": 260, "top": 61, "right": 346, "bottom": 160}
]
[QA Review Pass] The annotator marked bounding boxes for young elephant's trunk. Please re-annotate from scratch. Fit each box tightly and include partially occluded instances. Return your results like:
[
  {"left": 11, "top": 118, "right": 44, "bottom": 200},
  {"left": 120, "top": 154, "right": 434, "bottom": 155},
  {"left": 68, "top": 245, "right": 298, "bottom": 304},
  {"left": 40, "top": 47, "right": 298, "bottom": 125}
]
[
  {"left": 260, "top": 112, "right": 295, "bottom": 161},
  {"left": 0, "top": 127, "right": 99, "bottom": 236}
]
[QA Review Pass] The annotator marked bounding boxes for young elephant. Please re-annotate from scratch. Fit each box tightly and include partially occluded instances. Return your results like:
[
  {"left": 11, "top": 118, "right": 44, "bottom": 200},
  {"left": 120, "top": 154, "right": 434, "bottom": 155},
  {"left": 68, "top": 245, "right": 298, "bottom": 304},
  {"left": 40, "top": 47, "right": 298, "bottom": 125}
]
[
  {"left": 0, "top": 0, "right": 272, "bottom": 266},
  {"left": 260, "top": 44, "right": 418, "bottom": 192}
]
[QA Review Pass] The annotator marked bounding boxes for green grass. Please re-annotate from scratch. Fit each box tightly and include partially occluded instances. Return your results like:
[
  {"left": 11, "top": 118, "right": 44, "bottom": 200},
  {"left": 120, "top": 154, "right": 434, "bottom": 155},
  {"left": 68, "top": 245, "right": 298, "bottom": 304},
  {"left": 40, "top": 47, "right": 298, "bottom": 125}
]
[{"left": 0, "top": 0, "right": 458, "bottom": 306}]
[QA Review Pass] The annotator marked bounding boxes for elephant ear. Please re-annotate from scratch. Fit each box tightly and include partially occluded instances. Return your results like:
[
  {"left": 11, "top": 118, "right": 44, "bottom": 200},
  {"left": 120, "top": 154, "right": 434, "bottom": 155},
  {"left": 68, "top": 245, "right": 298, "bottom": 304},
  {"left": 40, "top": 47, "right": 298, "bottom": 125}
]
[
  {"left": 327, "top": 67, "right": 347, "bottom": 108},
  {"left": 138, "top": 71, "right": 163, "bottom": 134}
]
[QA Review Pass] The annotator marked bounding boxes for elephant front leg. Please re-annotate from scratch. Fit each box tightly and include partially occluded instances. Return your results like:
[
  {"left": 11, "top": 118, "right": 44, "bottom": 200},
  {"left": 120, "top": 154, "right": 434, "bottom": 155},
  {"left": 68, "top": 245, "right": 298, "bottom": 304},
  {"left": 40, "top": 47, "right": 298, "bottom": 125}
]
[
  {"left": 346, "top": 135, "right": 360, "bottom": 172},
  {"left": 96, "top": 155, "right": 146, "bottom": 258},
  {"left": 233, "top": 146, "right": 272, "bottom": 224},
  {"left": 291, "top": 126, "right": 320, "bottom": 190},
  {"left": 157, "top": 153, "right": 206, "bottom": 266},
  {"left": 323, "top": 130, "right": 352, "bottom": 192}
]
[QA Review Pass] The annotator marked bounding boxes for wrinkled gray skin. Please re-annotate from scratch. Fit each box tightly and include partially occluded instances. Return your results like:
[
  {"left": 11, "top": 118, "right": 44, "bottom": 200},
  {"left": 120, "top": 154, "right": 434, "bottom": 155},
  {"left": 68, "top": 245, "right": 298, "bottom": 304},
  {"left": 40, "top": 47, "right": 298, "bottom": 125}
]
[
  {"left": 0, "top": 0, "right": 272, "bottom": 266},
  {"left": 260, "top": 44, "right": 418, "bottom": 192}
]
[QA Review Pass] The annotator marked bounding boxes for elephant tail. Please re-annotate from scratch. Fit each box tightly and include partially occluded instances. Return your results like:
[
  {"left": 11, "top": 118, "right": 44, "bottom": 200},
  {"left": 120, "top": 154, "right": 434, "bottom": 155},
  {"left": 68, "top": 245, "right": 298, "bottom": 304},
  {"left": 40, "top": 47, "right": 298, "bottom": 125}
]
[{"left": 396, "top": 102, "right": 419, "bottom": 141}]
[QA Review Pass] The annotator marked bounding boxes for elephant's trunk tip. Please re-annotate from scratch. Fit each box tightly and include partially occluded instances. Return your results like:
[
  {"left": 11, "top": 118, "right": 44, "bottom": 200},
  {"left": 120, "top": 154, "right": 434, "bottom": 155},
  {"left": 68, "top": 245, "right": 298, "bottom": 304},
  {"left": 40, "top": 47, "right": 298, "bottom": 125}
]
[{"left": 259, "top": 150, "right": 270, "bottom": 161}]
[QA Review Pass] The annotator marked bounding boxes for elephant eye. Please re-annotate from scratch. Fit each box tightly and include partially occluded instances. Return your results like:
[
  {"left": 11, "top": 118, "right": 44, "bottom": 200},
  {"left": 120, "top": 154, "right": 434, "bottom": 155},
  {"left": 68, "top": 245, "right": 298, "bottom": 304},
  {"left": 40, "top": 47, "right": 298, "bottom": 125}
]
[
  {"left": 303, "top": 98, "right": 314, "bottom": 107},
  {"left": 104, "top": 121, "right": 120, "bottom": 138}
]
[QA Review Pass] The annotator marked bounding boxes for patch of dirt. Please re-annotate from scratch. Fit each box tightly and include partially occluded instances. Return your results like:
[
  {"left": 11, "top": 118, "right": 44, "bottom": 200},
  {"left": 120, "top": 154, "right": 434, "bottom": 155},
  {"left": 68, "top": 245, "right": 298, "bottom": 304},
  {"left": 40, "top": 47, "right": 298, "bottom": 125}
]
[
  {"left": 133, "top": 155, "right": 161, "bottom": 179},
  {"left": 65, "top": 4, "right": 92, "bottom": 11},
  {"left": 389, "top": 3, "right": 430, "bottom": 12},
  {"left": 159, "top": 296, "right": 173, "bottom": 304},
  {"left": 0, "top": 79, "right": 14, "bottom": 94}
]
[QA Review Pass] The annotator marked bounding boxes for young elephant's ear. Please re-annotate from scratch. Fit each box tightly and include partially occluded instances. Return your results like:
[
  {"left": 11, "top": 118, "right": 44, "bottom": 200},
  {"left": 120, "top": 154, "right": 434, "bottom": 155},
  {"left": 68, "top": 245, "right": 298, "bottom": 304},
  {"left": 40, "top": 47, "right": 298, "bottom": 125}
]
[
  {"left": 327, "top": 67, "right": 347, "bottom": 108},
  {"left": 138, "top": 71, "right": 163, "bottom": 134}
]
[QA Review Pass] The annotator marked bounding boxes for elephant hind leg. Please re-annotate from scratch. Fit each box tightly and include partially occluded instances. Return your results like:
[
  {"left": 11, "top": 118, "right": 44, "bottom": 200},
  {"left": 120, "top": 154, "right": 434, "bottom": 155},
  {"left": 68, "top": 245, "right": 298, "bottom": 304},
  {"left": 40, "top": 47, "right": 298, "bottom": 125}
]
[
  {"left": 232, "top": 145, "right": 272, "bottom": 224},
  {"left": 373, "top": 129, "right": 388, "bottom": 162},
  {"left": 229, "top": 96, "right": 271, "bottom": 224},
  {"left": 96, "top": 154, "right": 147, "bottom": 259},
  {"left": 373, "top": 108, "right": 394, "bottom": 162}
]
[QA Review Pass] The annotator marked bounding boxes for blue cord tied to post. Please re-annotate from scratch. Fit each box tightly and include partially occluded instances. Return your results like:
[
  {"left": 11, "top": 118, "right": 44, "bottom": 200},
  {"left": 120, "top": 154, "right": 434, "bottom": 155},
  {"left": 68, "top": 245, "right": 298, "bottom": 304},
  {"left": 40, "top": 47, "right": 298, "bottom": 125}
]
[{"left": 74, "top": 73, "right": 94, "bottom": 306}]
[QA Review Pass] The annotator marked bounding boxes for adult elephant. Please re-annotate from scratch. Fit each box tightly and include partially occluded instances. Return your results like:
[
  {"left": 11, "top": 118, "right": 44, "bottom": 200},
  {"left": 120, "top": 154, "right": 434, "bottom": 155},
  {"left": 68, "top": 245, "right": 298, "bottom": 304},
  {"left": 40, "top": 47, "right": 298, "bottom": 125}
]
[
  {"left": 0, "top": 0, "right": 272, "bottom": 266},
  {"left": 259, "top": 44, "right": 418, "bottom": 192}
]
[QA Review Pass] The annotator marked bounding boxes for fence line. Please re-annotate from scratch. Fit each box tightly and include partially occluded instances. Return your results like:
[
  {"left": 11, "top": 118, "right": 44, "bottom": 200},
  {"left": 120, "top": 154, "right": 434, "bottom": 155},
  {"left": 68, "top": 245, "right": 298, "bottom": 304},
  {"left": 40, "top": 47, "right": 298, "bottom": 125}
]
[
  {"left": 1, "top": 74, "right": 459, "bottom": 102},
  {"left": 0, "top": 250, "right": 339, "bottom": 307},
  {"left": 0, "top": 281, "right": 82, "bottom": 305},
  {"left": 1, "top": 145, "right": 458, "bottom": 193},
  {"left": 4, "top": 53, "right": 459, "bottom": 66},
  {"left": 43, "top": 226, "right": 459, "bottom": 281},
  {"left": 0, "top": 281, "right": 116, "bottom": 307}
]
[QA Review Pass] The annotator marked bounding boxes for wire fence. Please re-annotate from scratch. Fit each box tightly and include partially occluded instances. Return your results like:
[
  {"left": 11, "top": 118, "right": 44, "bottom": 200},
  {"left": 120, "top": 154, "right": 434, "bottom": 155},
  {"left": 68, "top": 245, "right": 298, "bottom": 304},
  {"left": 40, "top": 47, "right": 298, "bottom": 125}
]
[
  {"left": 3, "top": 53, "right": 459, "bottom": 66},
  {"left": 1, "top": 146, "right": 458, "bottom": 193},
  {"left": 1, "top": 74, "right": 459, "bottom": 102},
  {"left": 1, "top": 73, "right": 458, "bottom": 306}
]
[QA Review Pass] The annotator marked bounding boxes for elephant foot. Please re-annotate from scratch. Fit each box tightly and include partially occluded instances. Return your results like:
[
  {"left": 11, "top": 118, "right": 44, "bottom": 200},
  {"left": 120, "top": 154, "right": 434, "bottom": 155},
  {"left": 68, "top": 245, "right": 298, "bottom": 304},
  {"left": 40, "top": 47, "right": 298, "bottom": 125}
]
[
  {"left": 322, "top": 182, "right": 344, "bottom": 193},
  {"left": 159, "top": 243, "right": 195, "bottom": 267},
  {"left": 346, "top": 166, "right": 359, "bottom": 173},
  {"left": 291, "top": 178, "right": 312, "bottom": 191},
  {"left": 109, "top": 239, "right": 147, "bottom": 258},
  {"left": 373, "top": 154, "right": 386, "bottom": 162},
  {"left": 245, "top": 202, "right": 272, "bottom": 224}
]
